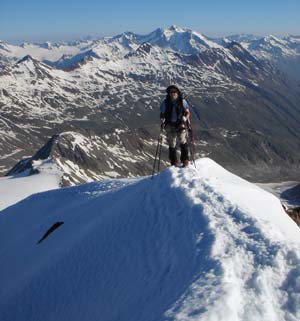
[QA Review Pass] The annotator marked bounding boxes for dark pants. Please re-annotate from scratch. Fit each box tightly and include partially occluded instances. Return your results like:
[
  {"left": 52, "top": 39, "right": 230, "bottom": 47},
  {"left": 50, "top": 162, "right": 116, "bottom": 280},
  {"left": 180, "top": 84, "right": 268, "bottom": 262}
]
[{"left": 166, "top": 125, "right": 189, "bottom": 165}]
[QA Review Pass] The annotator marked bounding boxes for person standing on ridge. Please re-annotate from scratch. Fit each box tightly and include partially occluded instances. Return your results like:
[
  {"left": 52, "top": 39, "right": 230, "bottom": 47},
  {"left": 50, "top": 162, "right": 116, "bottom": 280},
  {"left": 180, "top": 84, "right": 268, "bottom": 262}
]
[{"left": 160, "top": 85, "right": 191, "bottom": 167}]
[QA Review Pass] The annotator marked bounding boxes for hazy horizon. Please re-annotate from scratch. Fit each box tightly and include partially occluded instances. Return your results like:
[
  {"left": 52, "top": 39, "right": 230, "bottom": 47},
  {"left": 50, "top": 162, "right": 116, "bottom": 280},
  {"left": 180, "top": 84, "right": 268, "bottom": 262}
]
[
  {"left": 1, "top": 26, "right": 300, "bottom": 45},
  {"left": 1, "top": 0, "right": 299, "bottom": 45}
]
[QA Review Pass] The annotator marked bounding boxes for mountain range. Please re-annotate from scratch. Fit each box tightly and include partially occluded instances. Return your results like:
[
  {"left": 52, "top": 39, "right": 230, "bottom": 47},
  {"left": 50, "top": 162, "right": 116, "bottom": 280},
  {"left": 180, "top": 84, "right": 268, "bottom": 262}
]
[{"left": 1, "top": 25, "right": 300, "bottom": 183}]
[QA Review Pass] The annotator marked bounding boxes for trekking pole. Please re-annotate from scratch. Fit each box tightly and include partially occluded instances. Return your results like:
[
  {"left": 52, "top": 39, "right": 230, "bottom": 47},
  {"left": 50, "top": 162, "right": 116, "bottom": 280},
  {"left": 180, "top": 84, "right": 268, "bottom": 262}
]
[
  {"left": 151, "top": 128, "right": 163, "bottom": 179},
  {"left": 182, "top": 94, "right": 198, "bottom": 168},
  {"left": 157, "top": 132, "right": 163, "bottom": 173},
  {"left": 190, "top": 128, "right": 196, "bottom": 168},
  {"left": 187, "top": 120, "right": 196, "bottom": 168}
]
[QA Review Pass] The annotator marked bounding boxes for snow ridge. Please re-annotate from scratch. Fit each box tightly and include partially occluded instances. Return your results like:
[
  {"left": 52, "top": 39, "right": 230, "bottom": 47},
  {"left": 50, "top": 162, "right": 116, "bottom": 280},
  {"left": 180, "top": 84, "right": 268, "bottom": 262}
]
[
  {"left": 0, "top": 158, "right": 299, "bottom": 321},
  {"left": 166, "top": 161, "right": 300, "bottom": 321}
]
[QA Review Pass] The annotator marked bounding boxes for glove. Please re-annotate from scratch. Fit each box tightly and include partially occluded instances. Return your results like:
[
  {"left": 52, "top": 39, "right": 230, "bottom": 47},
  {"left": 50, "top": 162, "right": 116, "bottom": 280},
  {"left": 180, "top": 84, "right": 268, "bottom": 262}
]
[
  {"left": 182, "top": 116, "right": 187, "bottom": 122},
  {"left": 160, "top": 118, "right": 165, "bottom": 129}
]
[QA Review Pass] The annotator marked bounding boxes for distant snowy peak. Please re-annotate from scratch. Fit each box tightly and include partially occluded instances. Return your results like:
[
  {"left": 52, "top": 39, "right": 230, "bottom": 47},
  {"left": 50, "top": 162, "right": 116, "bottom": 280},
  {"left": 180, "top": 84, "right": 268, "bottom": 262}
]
[
  {"left": 47, "top": 49, "right": 100, "bottom": 70},
  {"left": 112, "top": 31, "right": 138, "bottom": 46},
  {"left": 0, "top": 40, "right": 11, "bottom": 53},
  {"left": 226, "top": 34, "right": 261, "bottom": 42},
  {"left": 2, "top": 27, "right": 300, "bottom": 66},
  {"left": 110, "top": 25, "right": 223, "bottom": 56},
  {"left": 255, "top": 35, "right": 287, "bottom": 48},
  {"left": 17, "top": 54, "right": 38, "bottom": 64},
  {"left": 124, "top": 42, "right": 153, "bottom": 59},
  {"left": 166, "top": 24, "right": 186, "bottom": 33},
  {"left": 12, "top": 54, "right": 53, "bottom": 77},
  {"left": 136, "top": 25, "right": 222, "bottom": 54},
  {"left": 284, "top": 35, "right": 300, "bottom": 44},
  {"left": 36, "top": 41, "right": 62, "bottom": 50},
  {"left": 0, "top": 40, "right": 94, "bottom": 64},
  {"left": 88, "top": 38, "right": 138, "bottom": 60},
  {"left": 245, "top": 35, "right": 300, "bottom": 58},
  {"left": 283, "top": 35, "right": 300, "bottom": 53},
  {"left": 225, "top": 41, "right": 248, "bottom": 52},
  {"left": 123, "top": 41, "right": 167, "bottom": 60}
]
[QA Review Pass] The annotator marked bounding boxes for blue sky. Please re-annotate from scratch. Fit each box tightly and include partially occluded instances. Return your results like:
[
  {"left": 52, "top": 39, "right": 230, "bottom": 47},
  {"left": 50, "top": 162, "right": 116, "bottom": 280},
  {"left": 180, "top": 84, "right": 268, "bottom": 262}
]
[{"left": 1, "top": 0, "right": 299, "bottom": 43}]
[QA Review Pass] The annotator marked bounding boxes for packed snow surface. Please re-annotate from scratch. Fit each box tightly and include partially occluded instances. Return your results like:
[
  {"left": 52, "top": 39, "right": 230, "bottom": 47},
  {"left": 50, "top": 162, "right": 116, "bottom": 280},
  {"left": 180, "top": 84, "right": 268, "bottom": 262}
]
[
  {"left": 0, "top": 158, "right": 300, "bottom": 321},
  {"left": 0, "top": 160, "right": 61, "bottom": 210}
]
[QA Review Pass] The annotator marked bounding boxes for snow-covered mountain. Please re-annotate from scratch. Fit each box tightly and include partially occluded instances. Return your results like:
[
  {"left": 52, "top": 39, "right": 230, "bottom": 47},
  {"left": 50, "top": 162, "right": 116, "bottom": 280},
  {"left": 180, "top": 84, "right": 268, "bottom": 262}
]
[
  {"left": 226, "top": 34, "right": 262, "bottom": 43},
  {"left": 0, "top": 39, "right": 92, "bottom": 65},
  {"left": 243, "top": 35, "right": 300, "bottom": 59},
  {"left": 0, "top": 158, "right": 299, "bottom": 321},
  {"left": 1, "top": 26, "right": 300, "bottom": 182},
  {"left": 6, "top": 131, "right": 159, "bottom": 186},
  {"left": 236, "top": 35, "right": 300, "bottom": 81},
  {"left": 1, "top": 28, "right": 299, "bottom": 75}
]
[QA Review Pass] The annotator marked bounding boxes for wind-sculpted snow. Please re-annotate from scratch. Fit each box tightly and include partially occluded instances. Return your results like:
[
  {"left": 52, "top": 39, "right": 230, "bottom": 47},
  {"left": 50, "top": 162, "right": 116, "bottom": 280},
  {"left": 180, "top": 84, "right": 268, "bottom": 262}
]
[{"left": 0, "top": 158, "right": 299, "bottom": 321}]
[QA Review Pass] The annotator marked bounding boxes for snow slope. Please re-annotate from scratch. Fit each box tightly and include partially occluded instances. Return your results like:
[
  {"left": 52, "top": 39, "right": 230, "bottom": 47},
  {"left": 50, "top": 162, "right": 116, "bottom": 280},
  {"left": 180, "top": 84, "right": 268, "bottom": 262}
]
[
  {"left": 0, "top": 158, "right": 299, "bottom": 321},
  {"left": 257, "top": 181, "right": 300, "bottom": 208},
  {"left": 0, "top": 159, "right": 61, "bottom": 211}
]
